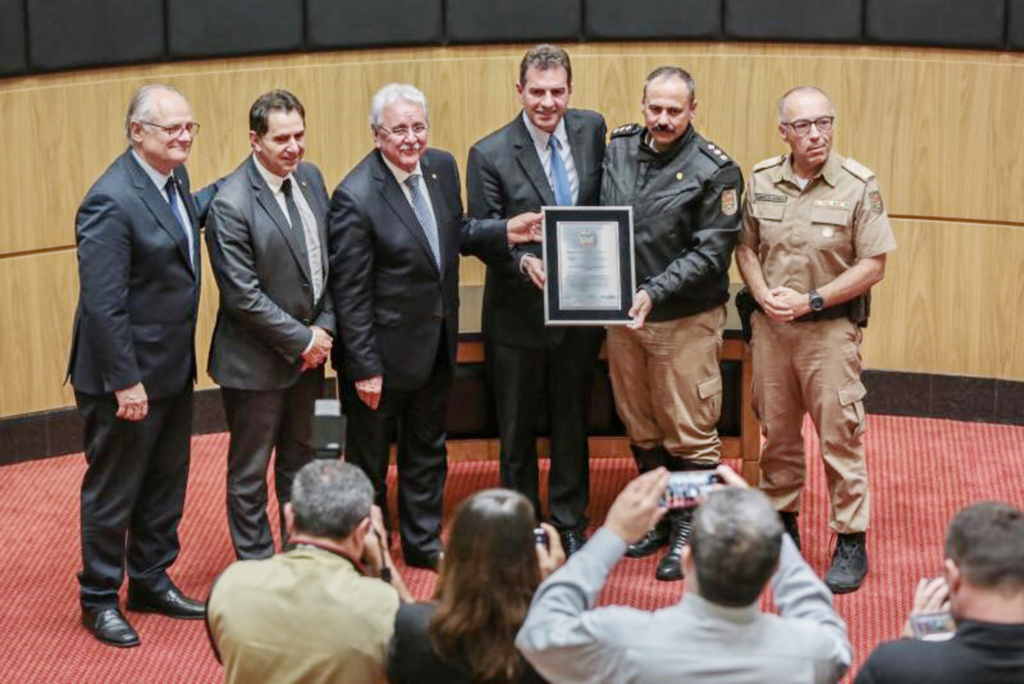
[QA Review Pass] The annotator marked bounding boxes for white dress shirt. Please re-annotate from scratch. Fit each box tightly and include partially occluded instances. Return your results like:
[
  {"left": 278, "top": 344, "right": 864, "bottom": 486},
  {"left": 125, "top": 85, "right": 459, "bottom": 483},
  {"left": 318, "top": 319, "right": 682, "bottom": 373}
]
[
  {"left": 522, "top": 111, "right": 579, "bottom": 205},
  {"left": 131, "top": 149, "right": 195, "bottom": 269}
]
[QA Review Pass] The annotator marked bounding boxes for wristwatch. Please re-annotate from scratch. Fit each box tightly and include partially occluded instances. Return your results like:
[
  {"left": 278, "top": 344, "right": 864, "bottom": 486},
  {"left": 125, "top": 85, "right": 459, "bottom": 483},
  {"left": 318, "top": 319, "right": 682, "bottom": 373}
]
[{"left": 808, "top": 289, "right": 825, "bottom": 313}]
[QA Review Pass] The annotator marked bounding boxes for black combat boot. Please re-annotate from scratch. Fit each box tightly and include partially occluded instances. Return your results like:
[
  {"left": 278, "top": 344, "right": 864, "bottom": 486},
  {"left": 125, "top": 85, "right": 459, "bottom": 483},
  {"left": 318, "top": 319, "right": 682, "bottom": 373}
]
[
  {"left": 654, "top": 508, "right": 693, "bottom": 582},
  {"left": 779, "top": 511, "right": 801, "bottom": 552},
  {"left": 626, "top": 445, "right": 671, "bottom": 558},
  {"left": 824, "top": 532, "right": 868, "bottom": 594}
]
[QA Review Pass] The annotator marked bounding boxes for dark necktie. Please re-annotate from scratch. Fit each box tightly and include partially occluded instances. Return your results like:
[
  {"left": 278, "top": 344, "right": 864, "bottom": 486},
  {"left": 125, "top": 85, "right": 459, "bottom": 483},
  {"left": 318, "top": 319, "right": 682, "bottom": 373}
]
[
  {"left": 164, "top": 177, "right": 193, "bottom": 268},
  {"left": 281, "top": 178, "right": 304, "bottom": 233}
]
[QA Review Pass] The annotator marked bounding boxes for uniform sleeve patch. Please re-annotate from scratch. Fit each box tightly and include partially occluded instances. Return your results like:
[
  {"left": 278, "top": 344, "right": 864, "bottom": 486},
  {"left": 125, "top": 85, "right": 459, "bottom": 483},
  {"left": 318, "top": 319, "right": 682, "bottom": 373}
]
[
  {"left": 755, "top": 193, "right": 787, "bottom": 204},
  {"left": 721, "top": 188, "right": 738, "bottom": 216},
  {"left": 868, "top": 189, "right": 884, "bottom": 214}
]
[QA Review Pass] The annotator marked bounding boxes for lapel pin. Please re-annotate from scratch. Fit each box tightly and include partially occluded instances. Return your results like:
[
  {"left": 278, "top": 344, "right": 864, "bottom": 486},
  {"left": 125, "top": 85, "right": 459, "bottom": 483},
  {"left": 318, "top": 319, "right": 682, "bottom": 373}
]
[
  {"left": 431, "top": 173, "right": 438, "bottom": 181},
  {"left": 676, "top": 172, "right": 684, "bottom": 181}
]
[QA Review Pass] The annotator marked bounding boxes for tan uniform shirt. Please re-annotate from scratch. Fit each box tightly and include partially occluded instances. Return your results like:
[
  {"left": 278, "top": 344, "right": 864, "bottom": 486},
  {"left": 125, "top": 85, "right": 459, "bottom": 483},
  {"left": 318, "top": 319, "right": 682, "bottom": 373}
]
[
  {"left": 207, "top": 546, "right": 400, "bottom": 684},
  {"left": 740, "top": 151, "right": 896, "bottom": 291}
]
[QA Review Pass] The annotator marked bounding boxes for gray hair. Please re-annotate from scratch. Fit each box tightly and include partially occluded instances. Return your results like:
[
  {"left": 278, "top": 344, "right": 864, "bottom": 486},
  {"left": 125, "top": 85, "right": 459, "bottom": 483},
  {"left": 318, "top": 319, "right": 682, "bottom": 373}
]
[
  {"left": 124, "top": 83, "right": 186, "bottom": 140},
  {"left": 689, "top": 488, "right": 784, "bottom": 607},
  {"left": 643, "top": 66, "right": 696, "bottom": 105},
  {"left": 368, "top": 83, "right": 429, "bottom": 130},
  {"left": 290, "top": 460, "right": 374, "bottom": 539},
  {"left": 778, "top": 85, "right": 835, "bottom": 123}
]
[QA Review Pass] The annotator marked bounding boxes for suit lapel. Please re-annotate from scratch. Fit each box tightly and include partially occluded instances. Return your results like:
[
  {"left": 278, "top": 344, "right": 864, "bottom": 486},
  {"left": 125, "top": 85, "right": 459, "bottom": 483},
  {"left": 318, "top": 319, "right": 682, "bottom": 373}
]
[
  {"left": 566, "top": 111, "right": 586, "bottom": 206},
  {"left": 247, "top": 159, "right": 312, "bottom": 285},
  {"left": 125, "top": 152, "right": 194, "bottom": 273},
  {"left": 513, "top": 115, "right": 556, "bottom": 206},
  {"left": 373, "top": 152, "right": 441, "bottom": 276}
]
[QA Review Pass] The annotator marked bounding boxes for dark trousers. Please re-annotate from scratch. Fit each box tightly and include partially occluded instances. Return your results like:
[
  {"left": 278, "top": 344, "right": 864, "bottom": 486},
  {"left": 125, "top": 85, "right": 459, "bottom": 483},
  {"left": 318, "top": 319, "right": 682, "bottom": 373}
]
[
  {"left": 342, "top": 347, "right": 452, "bottom": 563},
  {"left": 221, "top": 370, "right": 324, "bottom": 560},
  {"left": 488, "top": 327, "right": 603, "bottom": 532},
  {"left": 76, "top": 388, "right": 192, "bottom": 611}
]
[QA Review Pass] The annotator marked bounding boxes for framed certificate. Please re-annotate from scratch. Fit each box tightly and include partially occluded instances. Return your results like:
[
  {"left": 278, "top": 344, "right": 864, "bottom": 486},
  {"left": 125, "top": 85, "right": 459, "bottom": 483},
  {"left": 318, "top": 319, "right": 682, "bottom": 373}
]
[{"left": 542, "top": 206, "right": 635, "bottom": 325}]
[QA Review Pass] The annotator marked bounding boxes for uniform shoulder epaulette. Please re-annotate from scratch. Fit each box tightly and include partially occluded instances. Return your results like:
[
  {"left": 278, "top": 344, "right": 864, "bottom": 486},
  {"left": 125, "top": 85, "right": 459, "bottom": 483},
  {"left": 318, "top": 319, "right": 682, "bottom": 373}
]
[
  {"left": 841, "top": 157, "right": 876, "bottom": 182},
  {"left": 752, "top": 155, "right": 787, "bottom": 172},
  {"left": 699, "top": 141, "right": 733, "bottom": 167},
  {"left": 611, "top": 123, "right": 642, "bottom": 138}
]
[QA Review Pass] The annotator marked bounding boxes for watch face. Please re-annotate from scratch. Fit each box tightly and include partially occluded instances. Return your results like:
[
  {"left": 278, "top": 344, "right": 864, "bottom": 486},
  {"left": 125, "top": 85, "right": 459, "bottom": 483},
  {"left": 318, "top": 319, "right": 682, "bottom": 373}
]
[{"left": 810, "top": 291, "right": 824, "bottom": 311}]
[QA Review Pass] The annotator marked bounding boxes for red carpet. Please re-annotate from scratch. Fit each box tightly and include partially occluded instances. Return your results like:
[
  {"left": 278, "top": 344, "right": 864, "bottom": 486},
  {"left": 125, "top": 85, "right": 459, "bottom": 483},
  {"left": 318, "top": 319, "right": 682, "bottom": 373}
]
[{"left": 2, "top": 415, "right": 1023, "bottom": 682}]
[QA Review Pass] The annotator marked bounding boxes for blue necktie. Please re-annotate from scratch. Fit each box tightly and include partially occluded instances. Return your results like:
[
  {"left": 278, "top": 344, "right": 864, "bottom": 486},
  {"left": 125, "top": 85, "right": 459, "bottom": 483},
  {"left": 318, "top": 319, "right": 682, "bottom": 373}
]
[
  {"left": 405, "top": 174, "right": 441, "bottom": 268},
  {"left": 164, "top": 178, "right": 194, "bottom": 269},
  {"left": 548, "top": 136, "right": 573, "bottom": 206}
]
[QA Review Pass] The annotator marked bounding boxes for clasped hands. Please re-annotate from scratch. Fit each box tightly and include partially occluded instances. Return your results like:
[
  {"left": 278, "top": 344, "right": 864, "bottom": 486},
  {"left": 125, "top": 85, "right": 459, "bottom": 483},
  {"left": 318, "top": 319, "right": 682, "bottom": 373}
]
[{"left": 759, "top": 286, "right": 812, "bottom": 323}]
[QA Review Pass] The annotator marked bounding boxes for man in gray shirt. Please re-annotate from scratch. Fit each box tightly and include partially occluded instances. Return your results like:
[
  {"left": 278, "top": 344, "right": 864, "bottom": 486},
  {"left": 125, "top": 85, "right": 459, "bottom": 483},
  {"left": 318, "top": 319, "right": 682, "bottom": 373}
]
[{"left": 516, "top": 466, "right": 851, "bottom": 683}]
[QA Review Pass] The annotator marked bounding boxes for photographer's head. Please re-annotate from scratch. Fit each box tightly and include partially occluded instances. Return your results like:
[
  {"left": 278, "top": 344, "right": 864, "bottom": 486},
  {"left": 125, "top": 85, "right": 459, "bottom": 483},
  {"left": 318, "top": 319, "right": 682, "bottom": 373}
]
[
  {"left": 285, "top": 460, "right": 374, "bottom": 551},
  {"left": 943, "top": 502, "right": 1024, "bottom": 620},
  {"left": 432, "top": 489, "right": 541, "bottom": 682},
  {"left": 683, "top": 487, "right": 784, "bottom": 607}
]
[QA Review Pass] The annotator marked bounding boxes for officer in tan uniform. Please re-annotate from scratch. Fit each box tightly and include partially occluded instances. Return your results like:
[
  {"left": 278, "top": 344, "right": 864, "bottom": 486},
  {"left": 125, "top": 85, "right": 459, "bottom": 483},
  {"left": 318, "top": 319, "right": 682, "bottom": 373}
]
[{"left": 736, "top": 86, "right": 896, "bottom": 594}]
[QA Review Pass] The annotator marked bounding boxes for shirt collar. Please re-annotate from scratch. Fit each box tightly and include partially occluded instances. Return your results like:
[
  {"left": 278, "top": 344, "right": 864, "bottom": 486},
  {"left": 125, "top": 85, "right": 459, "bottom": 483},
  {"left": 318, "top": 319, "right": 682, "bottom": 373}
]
[
  {"left": 777, "top": 151, "right": 842, "bottom": 189},
  {"left": 522, "top": 111, "right": 568, "bottom": 152},
  {"left": 131, "top": 148, "right": 172, "bottom": 192},
  {"left": 381, "top": 153, "right": 423, "bottom": 187},
  {"left": 252, "top": 153, "right": 293, "bottom": 194},
  {"left": 682, "top": 592, "right": 760, "bottom": 624}
]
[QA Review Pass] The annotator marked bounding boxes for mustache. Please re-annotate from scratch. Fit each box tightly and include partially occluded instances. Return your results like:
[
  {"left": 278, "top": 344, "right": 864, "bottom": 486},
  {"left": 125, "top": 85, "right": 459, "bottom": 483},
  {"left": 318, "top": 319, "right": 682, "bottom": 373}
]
[{"left": 652, "top": 123, "right": 674, "bottom": 133}]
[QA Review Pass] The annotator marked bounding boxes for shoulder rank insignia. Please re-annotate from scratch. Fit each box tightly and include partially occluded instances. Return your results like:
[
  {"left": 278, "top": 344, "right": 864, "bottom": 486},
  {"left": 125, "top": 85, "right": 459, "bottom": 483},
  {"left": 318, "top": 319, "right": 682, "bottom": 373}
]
[
  {"left": 841, "top": 157, "right": 876, "bottom": 182},
  {"left": 753, "top": 155, "right": 787, "bottom": 172},
  {"left": 611, "top": 123, "right": 642, "bottom": 138},
  {"left": 700, "top": 141, "right": 732, "bottom": 167}
]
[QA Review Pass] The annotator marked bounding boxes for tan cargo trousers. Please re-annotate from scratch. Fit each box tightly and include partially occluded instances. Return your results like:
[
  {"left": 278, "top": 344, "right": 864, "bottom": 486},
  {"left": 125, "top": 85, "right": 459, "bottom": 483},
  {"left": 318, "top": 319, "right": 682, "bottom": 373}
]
[
  {"left": 750, "top": 311, "right": 870, "bottom": 533},
  {"left": 607, "top": 306, "right": 726, "bottom": 466}
]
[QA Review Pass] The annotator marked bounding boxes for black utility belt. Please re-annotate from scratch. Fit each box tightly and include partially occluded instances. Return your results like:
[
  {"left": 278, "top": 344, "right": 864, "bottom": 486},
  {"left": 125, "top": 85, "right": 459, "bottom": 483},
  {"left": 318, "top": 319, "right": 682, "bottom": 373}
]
[{"left": 794, "top": 303, "right": 852, "bottom": 323}]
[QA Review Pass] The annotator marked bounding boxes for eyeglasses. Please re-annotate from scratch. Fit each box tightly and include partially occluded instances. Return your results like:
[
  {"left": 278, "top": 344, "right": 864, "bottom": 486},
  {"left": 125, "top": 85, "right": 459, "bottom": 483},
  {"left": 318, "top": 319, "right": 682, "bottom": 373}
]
[
  {"left": 376, "top": 123, "right": 428, "bottom": 139},
  {"left": 781, "top": 117, "right": 833, "bottom": 137},
  {"left": 140, "top": 121, "right": 201, "bottom": 137}
]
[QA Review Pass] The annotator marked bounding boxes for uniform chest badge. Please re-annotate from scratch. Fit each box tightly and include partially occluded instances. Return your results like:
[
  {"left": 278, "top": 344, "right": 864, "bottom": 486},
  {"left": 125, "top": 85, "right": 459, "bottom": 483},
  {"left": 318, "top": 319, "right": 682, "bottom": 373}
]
[{"left": 721, "top": 188, "right": 738, "bottom": 216}]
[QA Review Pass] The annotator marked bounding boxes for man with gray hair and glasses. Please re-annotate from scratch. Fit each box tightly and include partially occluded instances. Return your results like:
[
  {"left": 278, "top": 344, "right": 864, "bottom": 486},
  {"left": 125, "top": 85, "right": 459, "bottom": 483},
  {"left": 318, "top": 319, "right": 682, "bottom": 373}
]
[
  {"left": 207, "top": 460, "right": 411, "bottom": 684},
  {"left": 517, "top": 465, "right": 851, "bottom": 683},
  {"left": 737, "top": 86, "right": 896, "bottom": 594},
  {"left": 328, "top": 83, "right": 541, "bottom": 570},
  {"left": 69, "top": 83, "right": 215, "bottom": 647}
]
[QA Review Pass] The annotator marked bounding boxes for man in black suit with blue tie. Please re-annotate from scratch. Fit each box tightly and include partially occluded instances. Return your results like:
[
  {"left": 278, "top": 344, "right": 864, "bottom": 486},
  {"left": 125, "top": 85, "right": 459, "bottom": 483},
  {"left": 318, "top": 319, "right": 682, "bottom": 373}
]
[
  {"left": 328, "top": 83, "right": 540, "bottom": 569},
  {"left": 466, "top": 45, "right": 607, "bottom": 555},
  {"left": 68, "top": 84, "right": 207, "bottom": 647},
  {"left": 205, "top": 90, "right": 335, "bottom": 561}
]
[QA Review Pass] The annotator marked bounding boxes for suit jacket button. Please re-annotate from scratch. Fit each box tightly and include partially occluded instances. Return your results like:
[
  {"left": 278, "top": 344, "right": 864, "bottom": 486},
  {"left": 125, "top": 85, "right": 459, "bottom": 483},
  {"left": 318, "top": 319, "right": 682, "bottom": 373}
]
[
  {"left": 302, "top": 319, "right": 311, "bottom": 325},
  {"left": 433, "top": 314, "right": 442, "bottom": 321}
]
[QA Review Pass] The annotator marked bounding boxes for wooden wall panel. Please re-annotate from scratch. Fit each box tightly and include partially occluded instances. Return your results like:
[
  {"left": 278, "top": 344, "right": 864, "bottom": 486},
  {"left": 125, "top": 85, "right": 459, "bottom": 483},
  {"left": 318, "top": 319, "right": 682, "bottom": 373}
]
[{"left": 2, "top": 42, "right": 1023, "bottom": 417}]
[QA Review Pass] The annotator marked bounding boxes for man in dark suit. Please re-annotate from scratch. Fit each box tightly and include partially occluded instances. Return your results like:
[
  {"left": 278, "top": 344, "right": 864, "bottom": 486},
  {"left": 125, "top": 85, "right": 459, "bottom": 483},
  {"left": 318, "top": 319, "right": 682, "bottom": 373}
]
[
  {"left": 69, "top": 84, "right": 206, "bottom": 647},
  {"left": 466, "top": 45, "right": 607, "bottom": 554},
  {"left": 206, "top": 90, "right": 335, "bottom": 561},
  {"left": 328, "top": 83, "right": 540, "bottom": 569}
]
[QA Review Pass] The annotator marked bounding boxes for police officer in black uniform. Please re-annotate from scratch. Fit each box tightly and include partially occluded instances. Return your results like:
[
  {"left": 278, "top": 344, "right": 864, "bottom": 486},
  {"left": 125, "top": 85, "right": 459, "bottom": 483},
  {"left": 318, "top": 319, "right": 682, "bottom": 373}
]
[{"left": 601, "top": 66, "right": 743, "bottom": 581}]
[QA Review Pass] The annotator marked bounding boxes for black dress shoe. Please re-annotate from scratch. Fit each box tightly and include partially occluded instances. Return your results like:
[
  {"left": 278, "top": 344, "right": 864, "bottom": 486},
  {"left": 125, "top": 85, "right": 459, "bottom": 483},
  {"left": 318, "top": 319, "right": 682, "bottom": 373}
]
[
  {"left": 655, "top": 509, "right": 693, "bottom": 582},
  {"left": 405, "top": 551, "right": 443, "bottom": 572},
  {"left": 82, "top": 607, "right": 140, "bottom": 647},
  {"left": 626, "top": 517, "right": 670, "bottom": 558},
  {"left": 559, "top": 530, "right": 587, "bottom": 557},
  {"left": 824, "top": 532, "right": 869, "bottom": 594},
  {"left": 127, "top": 586, "right": 205, "bottom": 620}
]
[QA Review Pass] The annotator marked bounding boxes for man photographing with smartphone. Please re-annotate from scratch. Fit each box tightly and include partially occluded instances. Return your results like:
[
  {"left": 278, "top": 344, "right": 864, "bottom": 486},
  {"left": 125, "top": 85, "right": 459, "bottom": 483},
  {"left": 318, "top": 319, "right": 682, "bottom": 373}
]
[
  {"left": 857, "top": 502, "right": 1024, "bottom": 683},
  {"left": 517, "top": 464, "right": 851, "bottom": 682}
]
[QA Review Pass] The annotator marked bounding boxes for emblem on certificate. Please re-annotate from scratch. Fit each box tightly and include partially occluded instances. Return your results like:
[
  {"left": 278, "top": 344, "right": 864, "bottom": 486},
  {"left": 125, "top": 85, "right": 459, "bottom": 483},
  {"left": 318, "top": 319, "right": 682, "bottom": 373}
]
[{"left": 541, "top": 206, "right": 636, "bottom": 325}]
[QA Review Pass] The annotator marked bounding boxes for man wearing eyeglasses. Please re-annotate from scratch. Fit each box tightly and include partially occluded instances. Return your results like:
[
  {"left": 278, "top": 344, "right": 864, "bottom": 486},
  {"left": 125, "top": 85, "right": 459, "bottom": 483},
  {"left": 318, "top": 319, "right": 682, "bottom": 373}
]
[
  {"left": 327, "top": 83, "right": 541, "bottom": 570},
  {"left": 736, "top": 86, "right": 897, "bottom": 594},
  {"left": 205, "top": 90, "right": 335, "bottom": 562},
  {"left": 68, "top": 84, "right": 208, "bottom": 646}
]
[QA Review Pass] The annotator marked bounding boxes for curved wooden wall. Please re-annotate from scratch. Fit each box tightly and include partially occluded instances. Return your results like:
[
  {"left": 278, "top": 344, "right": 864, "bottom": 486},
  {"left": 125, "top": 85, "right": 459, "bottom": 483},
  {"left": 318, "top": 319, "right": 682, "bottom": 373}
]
[{"left": 1, "top": 42, "right": 1023, "bottom": 417}]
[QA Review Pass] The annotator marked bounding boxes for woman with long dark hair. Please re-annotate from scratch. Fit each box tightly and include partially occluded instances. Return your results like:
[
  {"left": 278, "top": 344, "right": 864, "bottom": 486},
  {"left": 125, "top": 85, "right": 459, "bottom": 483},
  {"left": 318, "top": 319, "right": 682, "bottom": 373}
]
[{"left": 388, "top": 489, "right": 565, "bottom": 683}]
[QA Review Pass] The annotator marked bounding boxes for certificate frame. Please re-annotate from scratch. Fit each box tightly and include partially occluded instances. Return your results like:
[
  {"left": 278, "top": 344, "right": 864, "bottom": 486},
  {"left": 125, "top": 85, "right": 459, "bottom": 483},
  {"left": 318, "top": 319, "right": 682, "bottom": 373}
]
[{"left": 542, "top": 206, "right": 635, "bottom": 325}]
